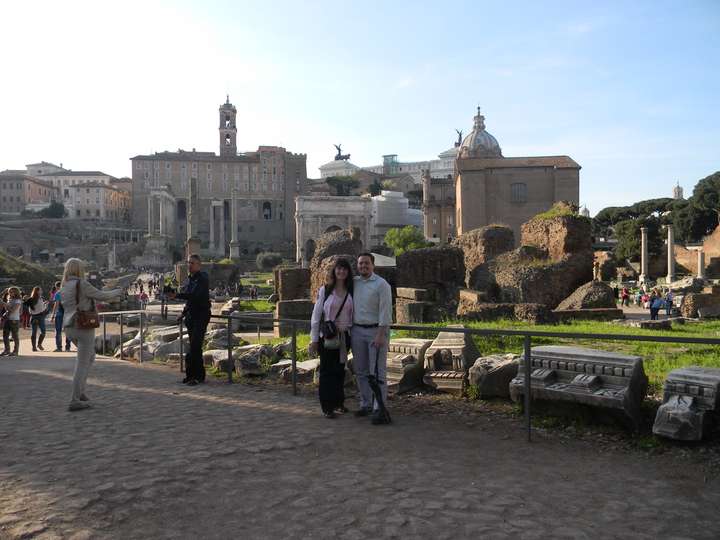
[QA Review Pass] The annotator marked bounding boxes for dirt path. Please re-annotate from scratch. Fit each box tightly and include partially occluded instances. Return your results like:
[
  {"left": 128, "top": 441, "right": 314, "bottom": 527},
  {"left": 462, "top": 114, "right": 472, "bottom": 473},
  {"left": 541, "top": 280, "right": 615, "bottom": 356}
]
[{"left": 1, "top": 349, "right": 719, "bottom": 539}]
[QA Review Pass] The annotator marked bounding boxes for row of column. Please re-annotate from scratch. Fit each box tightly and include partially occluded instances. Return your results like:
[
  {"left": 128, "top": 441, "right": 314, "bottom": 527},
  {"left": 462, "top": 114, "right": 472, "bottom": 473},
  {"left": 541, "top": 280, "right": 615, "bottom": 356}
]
[
  {"left": 147, "top": 195, "right": 175, "bottom": 237},
  {"left": 639, "top": 225, "right": 705, "bottom": 284}
]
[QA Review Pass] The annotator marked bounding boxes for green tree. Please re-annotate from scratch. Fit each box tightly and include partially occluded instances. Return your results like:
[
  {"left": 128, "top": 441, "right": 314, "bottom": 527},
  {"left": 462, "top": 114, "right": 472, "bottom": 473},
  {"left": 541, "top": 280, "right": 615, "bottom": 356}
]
[
  {"left": 325, "top": 175, "right": 360, "bottom": 196},
  {"left": 368, "top": 179, "right": 382, "bottom": 196},
  {"left": 255, "top": 252, "right": 283, "bottom": 270},
  {"left": 37, "top": 201, "right": 67, "bottom": 218},
  {"left": 614, "top": 216, "right": 663, "bottom": 263},
  {"left": 384, "top": 226, "right": 432, "bottom": 256}
]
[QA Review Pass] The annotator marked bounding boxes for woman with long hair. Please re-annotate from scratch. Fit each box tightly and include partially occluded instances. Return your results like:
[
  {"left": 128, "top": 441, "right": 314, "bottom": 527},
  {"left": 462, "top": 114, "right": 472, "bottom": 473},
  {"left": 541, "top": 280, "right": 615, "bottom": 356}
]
[
  {"left": 25, "top": 286, "right": 48, "bottom": 351},
  {"left": 1, "top": 287, "right": 22, "bottom": 356},
  {"left": 309, "top": 258, "right": 354, "bottom": 418},
  {"left": 60, "top": 258, "right": 123, "bottom": 411}
]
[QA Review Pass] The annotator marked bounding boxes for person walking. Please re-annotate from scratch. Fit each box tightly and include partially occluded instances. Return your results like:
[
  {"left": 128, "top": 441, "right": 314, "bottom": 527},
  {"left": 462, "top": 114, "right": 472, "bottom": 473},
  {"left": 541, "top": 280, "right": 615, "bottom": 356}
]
[
  {"left": 26, "top": 286, "right": 48, "bottom": 351},
  {"left": 50, "top": 281, "right": 72, "bottom": 352},
  {"left": 168, "top": 254, "right": 211, "bottom": 386},
  {"left": 649, "top": 293, "right": 663, "bottom": 321},
  {"left": 620, "top": 287, "right": 630, "bottom": 307},
  {"left": 309, "top": 258, "right": 354, "bottom": 418},
  {"left": 60, "top": 258, "right": 123, "bottom": 411},
  {"left": 1, "top": 287, "right": 22, "bottom": 356},
  {"left": 351, "top": 253, "right": 392, "bottom": 425}
]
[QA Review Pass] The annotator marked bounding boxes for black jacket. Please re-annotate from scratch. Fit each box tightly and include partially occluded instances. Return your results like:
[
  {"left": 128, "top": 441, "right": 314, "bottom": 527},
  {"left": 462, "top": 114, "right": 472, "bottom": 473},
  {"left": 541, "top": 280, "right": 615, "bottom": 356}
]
[{"left": 177, "top": 271, "right": 211, "bottom": 321}]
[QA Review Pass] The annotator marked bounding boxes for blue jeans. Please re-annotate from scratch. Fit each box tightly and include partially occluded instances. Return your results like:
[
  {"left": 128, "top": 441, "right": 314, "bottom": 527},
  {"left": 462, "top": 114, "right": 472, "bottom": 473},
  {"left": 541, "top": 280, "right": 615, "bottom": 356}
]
[
  {"left": 31, "top": 314, "right": 46, "bottom": 348},
  {"left": 55, "top": 311, "right": 71, "bottom": 350}
]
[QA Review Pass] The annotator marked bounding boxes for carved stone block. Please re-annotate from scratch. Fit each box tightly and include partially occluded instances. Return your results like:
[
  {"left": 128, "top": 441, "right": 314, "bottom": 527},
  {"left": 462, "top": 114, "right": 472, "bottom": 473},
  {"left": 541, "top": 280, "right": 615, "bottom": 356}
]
[
  {"left": 386, "top": 338, "right": 433, "bottom": 394},
  {"left": 653, "top": 366, "right": 720, "bottom": 440},
  {"left": 467, "top": 354, "right": 519, "bottom": 398},
  {"left": 510, "top": 345, "right": 648, "bottom": 430},
  {"left": 423, "top": 326, "right": 480, "bottom": 394}
]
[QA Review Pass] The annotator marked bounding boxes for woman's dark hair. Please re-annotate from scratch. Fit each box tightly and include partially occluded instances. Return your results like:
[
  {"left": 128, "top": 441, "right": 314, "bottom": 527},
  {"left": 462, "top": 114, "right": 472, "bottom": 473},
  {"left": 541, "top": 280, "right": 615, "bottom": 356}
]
[{"left": 325, "top": 258, "right": 354, "bottom": 298}]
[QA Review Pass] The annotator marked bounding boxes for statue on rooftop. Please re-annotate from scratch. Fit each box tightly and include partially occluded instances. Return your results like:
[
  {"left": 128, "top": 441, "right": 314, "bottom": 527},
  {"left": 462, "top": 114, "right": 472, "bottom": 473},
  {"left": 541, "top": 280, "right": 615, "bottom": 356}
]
[{"left": 334, "top": 144, "right": 351, "bottom": 161}]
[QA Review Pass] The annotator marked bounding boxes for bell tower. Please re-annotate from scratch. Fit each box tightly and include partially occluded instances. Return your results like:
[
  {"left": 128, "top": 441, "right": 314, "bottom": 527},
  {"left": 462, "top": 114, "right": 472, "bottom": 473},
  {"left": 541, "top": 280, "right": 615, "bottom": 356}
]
[{"left": 219, "top": 95, "right": 237, "bottom": 156}]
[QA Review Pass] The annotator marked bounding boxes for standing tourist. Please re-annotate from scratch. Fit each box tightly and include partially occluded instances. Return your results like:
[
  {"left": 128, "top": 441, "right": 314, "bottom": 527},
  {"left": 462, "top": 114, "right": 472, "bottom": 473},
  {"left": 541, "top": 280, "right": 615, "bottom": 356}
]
[
  {"left": 60, "top": 258, "right": 124, "bottom": 411},
  {"left": 168, "top": 254, "right": 211, "bottom": 386},
  {"left": 309, "top": 258, "right": 354, "bottom": 418},
  {"left": 50, "top": 281, "right": 72, "bottom": 352},
  {"left": 1, "top": 287, "right": 22, "bottom": 356},
  {"left": 620, "top": 287, "right": 630, "bottom": 307},
  {"left": 20, "top": 290, "right": 31, "bottom": 329},
  {"left": 351, "top": 253, "right": 393, "bottom": 425},
  {"left": 26, "top": 287, "right": 48, "bottom": 351},
  {"left": 649, "top": 294, "right": 664, "bottom": 321},
  {"left": 665, "top": 289, "right": 674, "bottom": 317}
]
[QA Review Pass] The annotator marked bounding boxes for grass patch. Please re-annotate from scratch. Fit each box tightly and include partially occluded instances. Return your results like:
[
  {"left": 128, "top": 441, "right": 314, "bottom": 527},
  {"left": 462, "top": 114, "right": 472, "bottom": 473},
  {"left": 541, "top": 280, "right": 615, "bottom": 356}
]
[
  {"left": 395, "top": 319, "right": 720, "bottom": 396},
  {"left": 239, "top": 299, "right": 275, "bottom": 312},
  {"left": 249, "top": 332, "right": 313, "bottom": 363}
]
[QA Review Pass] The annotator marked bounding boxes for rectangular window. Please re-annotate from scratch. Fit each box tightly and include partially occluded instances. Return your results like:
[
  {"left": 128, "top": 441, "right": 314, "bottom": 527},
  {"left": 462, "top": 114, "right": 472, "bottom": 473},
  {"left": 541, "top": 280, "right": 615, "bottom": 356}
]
[{"left": 511, "top": 183, "right": 528, "bottom": 204}]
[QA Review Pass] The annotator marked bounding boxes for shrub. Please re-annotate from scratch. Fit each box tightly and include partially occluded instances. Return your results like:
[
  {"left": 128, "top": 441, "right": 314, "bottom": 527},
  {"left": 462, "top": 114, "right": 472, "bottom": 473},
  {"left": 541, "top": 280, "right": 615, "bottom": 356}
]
[{"left": 256, "top": 252, "right": 283, "bottom": 270}]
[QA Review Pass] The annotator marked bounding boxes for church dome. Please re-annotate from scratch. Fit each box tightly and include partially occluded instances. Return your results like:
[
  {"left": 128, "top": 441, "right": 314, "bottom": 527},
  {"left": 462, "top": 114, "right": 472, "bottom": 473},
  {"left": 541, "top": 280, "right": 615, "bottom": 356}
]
[{"left": 459, "top": 107, "right": 502, "bottom": 159}]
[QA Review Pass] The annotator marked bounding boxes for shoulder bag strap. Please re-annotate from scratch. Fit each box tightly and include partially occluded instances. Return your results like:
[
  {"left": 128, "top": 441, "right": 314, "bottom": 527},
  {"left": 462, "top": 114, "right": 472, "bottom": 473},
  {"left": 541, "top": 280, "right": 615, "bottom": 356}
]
[{"left": 330, "top": 292, "right": 349, "bottom": 322}]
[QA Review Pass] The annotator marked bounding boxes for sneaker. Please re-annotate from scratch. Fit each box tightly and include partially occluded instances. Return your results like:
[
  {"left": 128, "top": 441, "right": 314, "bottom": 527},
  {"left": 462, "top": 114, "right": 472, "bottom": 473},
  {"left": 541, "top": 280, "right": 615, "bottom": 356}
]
[
  {"left": 0, "top": 351, "right": 9, "bottom": 356},
  {"left": 37, "top": 345, "right": 44, "bottom": 351},
  {"left": 68, "top": 401, "right": 91, "bottom": 412},
  {"left": 186, "top": 379, "right": 199, "bottom": 386},
  {"left": 79, "top": 394, "right": 89, "bottom": 402},
  {"left": 335, "top": 406, "right": 349, "bottom": 414},
  {"left": 354, "top": 407, "right": 372, "bottom": 417}
]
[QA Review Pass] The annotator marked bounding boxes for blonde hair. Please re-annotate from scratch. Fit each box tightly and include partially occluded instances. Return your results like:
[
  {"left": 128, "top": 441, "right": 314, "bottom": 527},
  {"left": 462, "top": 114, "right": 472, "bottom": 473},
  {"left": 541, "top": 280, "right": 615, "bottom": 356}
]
[
  {"left": 8, "top": 287, "right": 20, "bottom": 298},
  {"left": 62, "top": 258, "right": 85, "bottom": 285}
]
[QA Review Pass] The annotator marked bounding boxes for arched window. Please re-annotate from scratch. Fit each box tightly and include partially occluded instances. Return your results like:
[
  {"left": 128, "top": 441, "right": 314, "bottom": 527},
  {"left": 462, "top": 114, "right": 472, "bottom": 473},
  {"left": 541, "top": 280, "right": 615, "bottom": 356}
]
[{"left": 262, "top": 202, "right": 272, "bottom": 220}]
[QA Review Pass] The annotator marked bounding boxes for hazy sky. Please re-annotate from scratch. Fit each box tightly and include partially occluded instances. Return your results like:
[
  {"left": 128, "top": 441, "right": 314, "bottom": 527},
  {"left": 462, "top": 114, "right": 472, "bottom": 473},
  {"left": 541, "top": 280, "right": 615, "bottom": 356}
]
[{"left": 2, "top": 0, "right": 718, "bottom": 215}]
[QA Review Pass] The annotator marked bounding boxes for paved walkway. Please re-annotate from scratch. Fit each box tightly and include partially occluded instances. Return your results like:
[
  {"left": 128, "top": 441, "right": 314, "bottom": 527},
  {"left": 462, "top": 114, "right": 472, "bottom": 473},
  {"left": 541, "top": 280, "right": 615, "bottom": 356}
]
[{"left": 1, "top": 347, "right": 719, "bottom": 539}]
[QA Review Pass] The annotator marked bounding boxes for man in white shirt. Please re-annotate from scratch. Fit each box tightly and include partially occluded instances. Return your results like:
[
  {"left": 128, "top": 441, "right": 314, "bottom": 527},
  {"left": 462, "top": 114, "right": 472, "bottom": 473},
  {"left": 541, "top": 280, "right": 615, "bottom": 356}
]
[{"left": 351, "top": 253, "right": 393, "bottom": 425}]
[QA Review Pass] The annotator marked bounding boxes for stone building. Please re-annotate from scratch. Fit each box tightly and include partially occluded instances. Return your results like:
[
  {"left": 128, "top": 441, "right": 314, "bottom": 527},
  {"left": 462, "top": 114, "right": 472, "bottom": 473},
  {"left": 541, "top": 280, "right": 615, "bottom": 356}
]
[
  {"left": 422, "top": 172, "right": 456, "bottom": 242},
  {"left": 0, "top": 173, "right": 58, "bottom": 215},
  {"left": 455, "top": 107, "right": 580, "bottom": 243},
  {"left": 67, "top": 182, "right": 130, "bottom": 221},
  {"left": 130, "top": 97, "right": 307, "bottom": 257}
]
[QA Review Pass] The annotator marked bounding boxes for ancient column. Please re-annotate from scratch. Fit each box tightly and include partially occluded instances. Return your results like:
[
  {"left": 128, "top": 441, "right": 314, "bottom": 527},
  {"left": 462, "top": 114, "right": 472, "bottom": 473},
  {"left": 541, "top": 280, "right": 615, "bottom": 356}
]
[
  {"left": 209, "top": 203, "right": 215, "bottom": 249},
  {"left": 697, "top": 249, "right": 705, "bottom": 279},
  {"left": 229, "top": 188, "right": 241, "bottom": 259},
  {"left": 147, "top": 196, "right": 155, "bottom": 235},
  {"left": 218, "top": 202, "right": 226, "bottom": 255},
  {"left": 639, "top": 226, "right": 648, "bottom": 284},
  {"left": 186, "top": 178, "right": 201, "bottom": 258},
  {"left": 666, "top": 225, "right": 675, "bottom": 284},
  {"left": 159, "top": 197, "right": 166, "bottom": 236}
]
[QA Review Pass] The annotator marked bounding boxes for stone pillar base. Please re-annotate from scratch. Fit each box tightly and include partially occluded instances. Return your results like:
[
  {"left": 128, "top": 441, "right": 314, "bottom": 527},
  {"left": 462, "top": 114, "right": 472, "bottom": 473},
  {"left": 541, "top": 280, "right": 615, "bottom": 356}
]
[
  {"left": 186, "top": 236, "right": 201, "bottom": 259},
  {"left": 229, "top": 241, "right": 241, "bottom": 259}
]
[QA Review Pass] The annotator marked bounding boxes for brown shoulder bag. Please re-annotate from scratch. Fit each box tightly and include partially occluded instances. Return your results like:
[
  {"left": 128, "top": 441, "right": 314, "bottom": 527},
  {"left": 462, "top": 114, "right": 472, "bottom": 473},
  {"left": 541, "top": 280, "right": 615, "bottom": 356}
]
[{"left": 75, "top": 280, "right": 100, "bottom": 329}]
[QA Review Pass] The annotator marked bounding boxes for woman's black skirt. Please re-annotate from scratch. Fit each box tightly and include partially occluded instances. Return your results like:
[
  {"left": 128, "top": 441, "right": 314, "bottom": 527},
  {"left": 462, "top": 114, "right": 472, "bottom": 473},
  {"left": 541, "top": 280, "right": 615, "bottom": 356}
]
[{"left": 318, "top": 331, "right": 348, "bottom": 413}]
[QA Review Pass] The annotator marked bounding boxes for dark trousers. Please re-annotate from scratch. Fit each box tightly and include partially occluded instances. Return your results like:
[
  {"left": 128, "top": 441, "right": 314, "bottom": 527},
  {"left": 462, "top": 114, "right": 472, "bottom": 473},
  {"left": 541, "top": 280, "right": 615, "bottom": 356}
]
[
  {"left": 650, "top": 308, "right": 659, "bottom": 320},
  {"left": 318, "top": 339, "right": 346, "bottom": 413},
  {"left": 31, "top": 315, "right": 46, "bottom": 349},
  {"left": 55, "top": 311, "right": 71, "bottom": 350},
  {"left": 185, "top": 316, "right": 209, "bottom": 382},
  {"left": 3, "top": 321, "right": 19, "bottom": 354}
]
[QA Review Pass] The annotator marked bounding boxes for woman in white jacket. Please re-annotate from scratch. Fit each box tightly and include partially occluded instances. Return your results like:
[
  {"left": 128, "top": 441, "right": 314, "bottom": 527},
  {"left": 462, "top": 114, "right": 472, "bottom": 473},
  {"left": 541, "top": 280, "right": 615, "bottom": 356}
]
[{"left": 60, "top": 258, "right": 123, "bottom": 411}]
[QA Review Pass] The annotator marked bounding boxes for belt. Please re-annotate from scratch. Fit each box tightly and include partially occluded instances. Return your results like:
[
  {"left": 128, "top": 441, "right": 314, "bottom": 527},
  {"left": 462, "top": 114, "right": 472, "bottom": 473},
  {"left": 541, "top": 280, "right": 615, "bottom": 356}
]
[{"left": 355, "top": 323, "right": 378, "bottom": 328}]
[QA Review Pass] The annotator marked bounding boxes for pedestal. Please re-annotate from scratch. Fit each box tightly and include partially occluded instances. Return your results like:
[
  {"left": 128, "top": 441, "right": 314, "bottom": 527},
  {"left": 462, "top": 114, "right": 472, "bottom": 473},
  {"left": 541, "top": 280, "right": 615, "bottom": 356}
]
[
  {"left": 186, "top": 236, "right": 201, "bottom": 259},
  {"left": 229, "top": 241, "right": 241, "bottom": 259}
]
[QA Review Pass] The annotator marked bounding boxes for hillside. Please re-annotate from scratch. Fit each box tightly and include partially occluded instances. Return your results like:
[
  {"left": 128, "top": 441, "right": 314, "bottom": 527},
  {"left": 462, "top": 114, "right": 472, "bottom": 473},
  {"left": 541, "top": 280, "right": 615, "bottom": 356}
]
[{"left": 0, "top": 249, "right": 59, "bottom": 291}]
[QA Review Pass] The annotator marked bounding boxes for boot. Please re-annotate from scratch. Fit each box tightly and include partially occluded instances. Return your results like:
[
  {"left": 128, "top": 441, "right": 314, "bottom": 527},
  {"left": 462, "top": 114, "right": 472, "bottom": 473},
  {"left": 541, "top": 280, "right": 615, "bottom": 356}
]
[
  {"left": 37, "top": 335, "right": 45, "bottom": 351},
  {"left": 31, "top": 335, "right": 37, "bottom": 352}
]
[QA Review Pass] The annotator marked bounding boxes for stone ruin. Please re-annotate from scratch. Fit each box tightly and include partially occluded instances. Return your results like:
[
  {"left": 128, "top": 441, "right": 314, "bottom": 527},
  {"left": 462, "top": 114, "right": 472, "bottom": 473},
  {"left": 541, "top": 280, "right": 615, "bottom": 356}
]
[
  {"left": 553, "top": 281, "right": 623, "bottom": 321},
  {"left": 386, "top": 338, "right": 433, "bottom": 394},
  {"left": 510, "top": 345, "right": 648, "bottom": 431},
  {"left": 309, "top": 227, "right": 363, "bottom": 300},
  {"left": 452, "top": 225, "right": 515, "bottom": 291},
  {"left": 653, "top": 366, "right": 720, "bottom": 441},
  {"left": 422, "top": 326, "right": 480, "bottom": 394},
  {"left": 468, "top": 354, "right": 519, "bottom": 399}
]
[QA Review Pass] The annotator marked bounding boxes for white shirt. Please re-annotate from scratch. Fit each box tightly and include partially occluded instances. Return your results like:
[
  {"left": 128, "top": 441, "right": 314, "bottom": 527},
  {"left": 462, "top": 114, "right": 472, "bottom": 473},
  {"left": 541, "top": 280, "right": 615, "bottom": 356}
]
[
  {"left": 352, "top": 273, "right": 392, "bottom": 327},
  {"left": 28, "top": 298, "right": 47, "bottom": 315}
]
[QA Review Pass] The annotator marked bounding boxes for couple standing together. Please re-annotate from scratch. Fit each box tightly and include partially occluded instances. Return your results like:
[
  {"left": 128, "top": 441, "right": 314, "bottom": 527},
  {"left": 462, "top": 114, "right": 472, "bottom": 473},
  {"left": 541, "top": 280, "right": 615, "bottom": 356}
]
[{"left": 310, "top": 253, "right": 392, "bottom": 425}]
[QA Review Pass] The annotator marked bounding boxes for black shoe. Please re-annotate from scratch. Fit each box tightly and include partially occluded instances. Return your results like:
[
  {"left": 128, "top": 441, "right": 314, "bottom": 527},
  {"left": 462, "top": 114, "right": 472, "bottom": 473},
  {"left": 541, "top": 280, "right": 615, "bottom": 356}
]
[
  {"left": 354, "top": 407, "right": 372, "bottom": 417},
  {"left": 371, "top": 410, "right": 391, "bottom": 425},
  {"left": 186, "top": 379, "right": 199, "bottom": 386},
  {"left": 323, "top": 411, "right": 337, "bottom": 419}
]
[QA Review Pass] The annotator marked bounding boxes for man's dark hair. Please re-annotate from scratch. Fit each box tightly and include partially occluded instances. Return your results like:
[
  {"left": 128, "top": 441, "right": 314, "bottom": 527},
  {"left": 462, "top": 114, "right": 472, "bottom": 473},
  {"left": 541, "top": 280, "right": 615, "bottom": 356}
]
[
  {"left": 189, "top": 254, "right": 202, "bottom": 263},
  {"left": 357, "top": 252, "right": 374, "bottom": 264}
]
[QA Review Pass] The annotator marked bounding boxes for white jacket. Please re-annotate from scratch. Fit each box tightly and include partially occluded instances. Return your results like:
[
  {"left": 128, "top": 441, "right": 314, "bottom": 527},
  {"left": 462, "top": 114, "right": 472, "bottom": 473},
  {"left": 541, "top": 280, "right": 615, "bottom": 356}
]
[{"left": 59, "top": 279, "right": 123, "bottom": 329}]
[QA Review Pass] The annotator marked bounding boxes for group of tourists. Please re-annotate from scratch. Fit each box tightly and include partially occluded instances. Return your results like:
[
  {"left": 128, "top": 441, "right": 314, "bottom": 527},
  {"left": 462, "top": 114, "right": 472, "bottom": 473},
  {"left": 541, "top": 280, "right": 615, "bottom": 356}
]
[
  {"left": 309, "top": 253, "right": 393, "bottom": 425},
  {"left": 0, "top": 282, "right": 73, "bottom": 356},
  {"left": 618, "top": 285, "right": 674, "bottom": 320}
]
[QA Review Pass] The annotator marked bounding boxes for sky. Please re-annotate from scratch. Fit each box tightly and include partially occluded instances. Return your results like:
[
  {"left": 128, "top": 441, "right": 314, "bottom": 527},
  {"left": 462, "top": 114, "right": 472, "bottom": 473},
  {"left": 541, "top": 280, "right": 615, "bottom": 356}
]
[{"left": 1, "top": 0, "right": 718, "bottom": 216}]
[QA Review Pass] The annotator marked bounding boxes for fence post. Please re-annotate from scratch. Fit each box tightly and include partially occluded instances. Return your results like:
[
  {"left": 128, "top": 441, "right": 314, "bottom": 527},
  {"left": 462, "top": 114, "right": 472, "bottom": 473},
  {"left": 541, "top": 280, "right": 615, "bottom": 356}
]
[
  {"left": 102, "top": 316, "right": 107, "bottom": 357},
  {"left": 179, "top": 321, "right": 184, "bottom": 373},
  {"left": 291, "top": 322, "right": 297, "bottom": 396},
  {"left": 139, "top": 312, "right": 144, "bottom": 364},
  {"left": 524, "top": 334, "right": 532, "bottom": 443},
  {"left": 226, "top": 317, "right": 233, "bottom": 384},
  {"left": 119, "top": 313, "right": 124, "bottom": 360}
]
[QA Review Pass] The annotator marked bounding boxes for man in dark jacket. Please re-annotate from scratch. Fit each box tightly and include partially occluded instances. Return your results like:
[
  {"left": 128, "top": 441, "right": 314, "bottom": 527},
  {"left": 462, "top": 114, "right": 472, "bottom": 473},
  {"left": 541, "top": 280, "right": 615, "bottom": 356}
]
[{"left": 169, "top": 253, "right": 211, "bottom": 385}]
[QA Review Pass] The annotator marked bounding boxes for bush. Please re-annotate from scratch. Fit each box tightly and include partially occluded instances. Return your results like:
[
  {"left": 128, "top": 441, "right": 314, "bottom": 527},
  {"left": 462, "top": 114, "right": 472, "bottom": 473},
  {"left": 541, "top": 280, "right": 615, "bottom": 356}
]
[
  {"left": 256, "top": 252, "right": 283, "bottom": 270},
  {"left": 384, "top": 226, "right": 432, "bottom": 256},
  {"left": 217, "top": 258, "right": 235, "bottom": 265}
]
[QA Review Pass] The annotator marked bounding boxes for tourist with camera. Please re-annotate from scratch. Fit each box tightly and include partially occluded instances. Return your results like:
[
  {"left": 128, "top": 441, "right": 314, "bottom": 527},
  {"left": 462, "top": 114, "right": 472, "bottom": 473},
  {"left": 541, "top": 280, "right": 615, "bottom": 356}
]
[{"left": 309, "top": 258, "right": 354, "bottom": 418}]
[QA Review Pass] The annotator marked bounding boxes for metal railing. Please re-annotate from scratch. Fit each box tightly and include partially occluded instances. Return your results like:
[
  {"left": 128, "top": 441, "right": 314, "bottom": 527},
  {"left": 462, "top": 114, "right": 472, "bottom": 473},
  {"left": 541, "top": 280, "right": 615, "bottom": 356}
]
[
  {"left": 99, "top": 310, "right": 147, "bottom": 361},
  {"left": 97, "top": 309, "right": 720, "bottom": 442}
]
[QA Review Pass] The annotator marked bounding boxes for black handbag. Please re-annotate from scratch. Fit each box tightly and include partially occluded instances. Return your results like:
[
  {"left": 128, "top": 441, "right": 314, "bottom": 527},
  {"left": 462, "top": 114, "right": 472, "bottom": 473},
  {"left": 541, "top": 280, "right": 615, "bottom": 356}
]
[{"left": 320, "top": 289, "right": 349, "bottom": 348}]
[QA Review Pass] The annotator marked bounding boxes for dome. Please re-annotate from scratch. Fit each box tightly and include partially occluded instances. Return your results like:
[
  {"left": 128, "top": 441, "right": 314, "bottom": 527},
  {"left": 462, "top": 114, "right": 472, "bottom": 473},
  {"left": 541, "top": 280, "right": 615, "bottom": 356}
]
[{"left": 459, "top": 107, "right": 502, "bottom": 159}]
